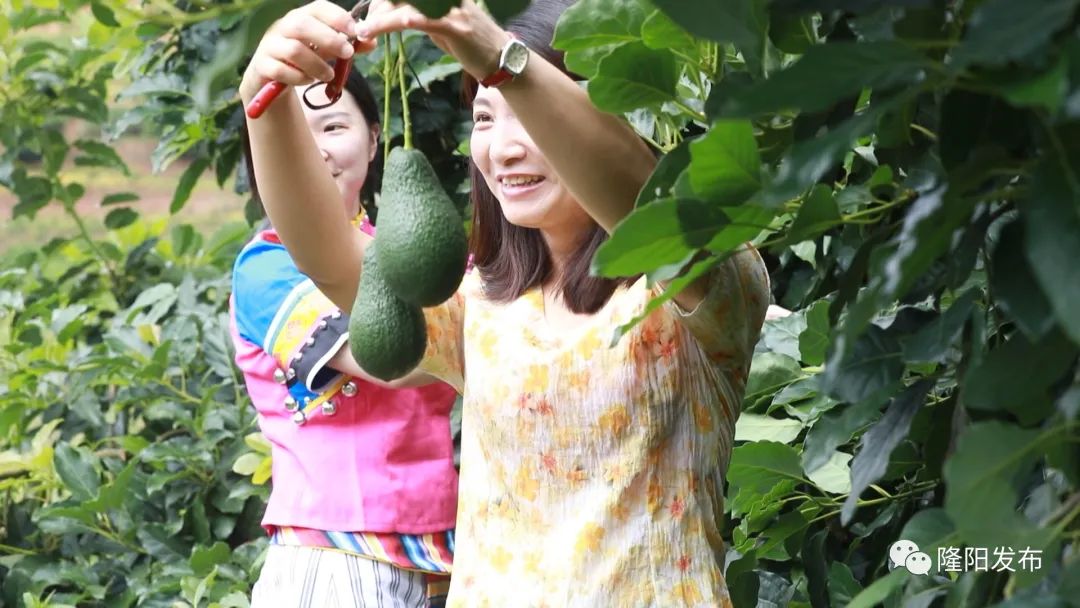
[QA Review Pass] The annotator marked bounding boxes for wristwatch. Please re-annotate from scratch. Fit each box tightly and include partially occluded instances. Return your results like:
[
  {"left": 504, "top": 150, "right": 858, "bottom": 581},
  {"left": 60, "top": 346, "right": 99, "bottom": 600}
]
[{"left": 480, "top": 36, "right": 530, "bottom": 88}]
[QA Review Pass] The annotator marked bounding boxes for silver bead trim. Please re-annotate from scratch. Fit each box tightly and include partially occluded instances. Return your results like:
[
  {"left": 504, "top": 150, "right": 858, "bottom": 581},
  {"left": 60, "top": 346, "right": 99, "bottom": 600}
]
[{"left": 341, "top": 381, "right": 358, "bottom": 397}]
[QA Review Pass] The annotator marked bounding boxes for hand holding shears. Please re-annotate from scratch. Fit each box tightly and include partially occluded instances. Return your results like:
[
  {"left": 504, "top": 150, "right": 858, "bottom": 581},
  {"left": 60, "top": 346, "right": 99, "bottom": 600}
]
[{"left": 243, "top": 0, "right": 376, "bottom": 119}]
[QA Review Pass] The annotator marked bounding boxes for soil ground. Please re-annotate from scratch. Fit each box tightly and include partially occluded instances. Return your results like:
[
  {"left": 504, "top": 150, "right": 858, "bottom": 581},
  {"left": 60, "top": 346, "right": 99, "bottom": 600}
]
[{"left": 0, "top": 134, "right": 247, "bottom": 255}]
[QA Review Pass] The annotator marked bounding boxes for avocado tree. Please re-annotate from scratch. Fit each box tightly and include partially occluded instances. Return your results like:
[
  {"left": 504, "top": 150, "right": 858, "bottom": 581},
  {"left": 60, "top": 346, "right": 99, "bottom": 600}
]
[{"left": 545, "top": 0, "right": 1080, "bottom": 605}]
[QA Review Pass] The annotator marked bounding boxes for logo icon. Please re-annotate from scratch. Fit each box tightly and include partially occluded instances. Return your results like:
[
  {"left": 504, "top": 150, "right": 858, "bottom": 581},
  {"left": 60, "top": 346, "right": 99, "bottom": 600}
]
[{"left": 889, "top": 539, "right": 932, "bottom": 575}]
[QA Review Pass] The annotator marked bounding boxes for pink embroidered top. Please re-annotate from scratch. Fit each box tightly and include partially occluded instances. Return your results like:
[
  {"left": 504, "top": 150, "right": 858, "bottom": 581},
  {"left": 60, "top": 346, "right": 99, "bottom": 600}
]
[{"left": 229, "top": 218, "right": 459, "bottom": 573}]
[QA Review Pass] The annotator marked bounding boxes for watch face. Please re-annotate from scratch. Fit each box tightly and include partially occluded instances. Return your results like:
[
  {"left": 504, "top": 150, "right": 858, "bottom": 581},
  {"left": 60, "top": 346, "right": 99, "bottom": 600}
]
[{"left": 505, "top": 40, "right": 530, "bottom": 75}]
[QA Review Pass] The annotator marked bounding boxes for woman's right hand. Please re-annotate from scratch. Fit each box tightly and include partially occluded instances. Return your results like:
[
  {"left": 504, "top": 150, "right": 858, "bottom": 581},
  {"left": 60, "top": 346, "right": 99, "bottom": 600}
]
[{"left": 239, "top": 1, "right": 366, "bottom": 105}]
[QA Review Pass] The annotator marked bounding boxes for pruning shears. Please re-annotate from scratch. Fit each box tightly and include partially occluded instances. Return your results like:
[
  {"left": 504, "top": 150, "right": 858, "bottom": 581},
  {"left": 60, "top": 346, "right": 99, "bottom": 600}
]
[{"left": 245, "top": 0, "right": 372, "bottom": 119}]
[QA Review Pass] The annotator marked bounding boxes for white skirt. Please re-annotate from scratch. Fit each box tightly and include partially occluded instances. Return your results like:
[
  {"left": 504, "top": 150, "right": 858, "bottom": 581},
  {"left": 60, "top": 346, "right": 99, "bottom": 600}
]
[{"left": 251, "top": 545, "right": 446, "bottom": 608}]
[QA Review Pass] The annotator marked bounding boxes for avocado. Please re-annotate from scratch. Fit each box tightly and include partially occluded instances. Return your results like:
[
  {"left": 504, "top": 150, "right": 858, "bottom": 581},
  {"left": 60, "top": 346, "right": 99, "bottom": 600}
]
[
  {"left": 375, "top": 147, "right": 468, "bottom": 307},
  {"left": 349, "top": 244, "right": 428, "bottom": 381}
]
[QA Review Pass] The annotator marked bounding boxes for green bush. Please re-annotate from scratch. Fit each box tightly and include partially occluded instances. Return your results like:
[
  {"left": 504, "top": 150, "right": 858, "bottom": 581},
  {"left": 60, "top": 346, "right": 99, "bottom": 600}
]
[{"left": 0, "top": 218, "right": 267, "bottom": 606}]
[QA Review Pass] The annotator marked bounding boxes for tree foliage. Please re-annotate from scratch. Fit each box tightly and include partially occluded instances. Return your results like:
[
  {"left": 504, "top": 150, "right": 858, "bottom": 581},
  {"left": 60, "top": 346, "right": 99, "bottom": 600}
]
[{"left": 2, "top": 0, "right": 1079, "bottom": 606}]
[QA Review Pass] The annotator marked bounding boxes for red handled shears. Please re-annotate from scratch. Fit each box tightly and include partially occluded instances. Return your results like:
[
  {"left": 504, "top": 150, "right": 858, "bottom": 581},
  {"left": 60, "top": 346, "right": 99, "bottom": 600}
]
[{"left": 245, "top": 0, "right": 372, "bottom": 119}]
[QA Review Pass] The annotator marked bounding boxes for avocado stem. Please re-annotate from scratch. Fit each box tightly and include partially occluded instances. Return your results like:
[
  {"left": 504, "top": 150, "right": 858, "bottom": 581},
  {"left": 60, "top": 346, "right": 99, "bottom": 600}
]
[
  {"left": 397, "top": 32, "right": 412, "bottom": 150},
  {"left": 381, "top": 34, "right": 393, "bottom": 163}
]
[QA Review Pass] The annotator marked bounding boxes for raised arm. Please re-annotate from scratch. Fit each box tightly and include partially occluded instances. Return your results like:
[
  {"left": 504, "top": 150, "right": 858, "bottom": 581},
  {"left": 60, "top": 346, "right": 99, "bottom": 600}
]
[
  {"left": 357, "top": 0, "right": 656, "bottom": 234},
  {"left": 239, "top": 1, "right": 370, "bottom": 311}
]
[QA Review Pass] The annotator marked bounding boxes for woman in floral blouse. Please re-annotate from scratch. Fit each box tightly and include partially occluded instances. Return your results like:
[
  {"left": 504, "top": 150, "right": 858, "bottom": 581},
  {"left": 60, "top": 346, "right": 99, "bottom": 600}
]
[{"left": 239, "top": 1, "right": 770, "bottom": 605}]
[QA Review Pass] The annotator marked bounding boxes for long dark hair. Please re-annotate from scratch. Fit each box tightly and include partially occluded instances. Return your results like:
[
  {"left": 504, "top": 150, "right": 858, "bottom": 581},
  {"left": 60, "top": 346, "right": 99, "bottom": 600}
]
[
  {"left": 240, "top": 68, "right": 382, "bottom": 222},
  {"left": 462, "top": 0, "right": 636, "bottom": 314}
]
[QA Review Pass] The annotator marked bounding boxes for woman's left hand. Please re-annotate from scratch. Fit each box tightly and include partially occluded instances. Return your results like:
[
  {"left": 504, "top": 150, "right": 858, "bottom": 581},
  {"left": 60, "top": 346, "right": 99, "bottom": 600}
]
[{"left": 355, "top": 0, "right": 511, "bottom": 81}]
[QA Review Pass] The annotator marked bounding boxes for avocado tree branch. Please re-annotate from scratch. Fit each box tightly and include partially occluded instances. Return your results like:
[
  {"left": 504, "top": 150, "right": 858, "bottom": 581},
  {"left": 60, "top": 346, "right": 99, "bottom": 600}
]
[{"left": 397, "top": 32, "right": 412, "bottom": 150}]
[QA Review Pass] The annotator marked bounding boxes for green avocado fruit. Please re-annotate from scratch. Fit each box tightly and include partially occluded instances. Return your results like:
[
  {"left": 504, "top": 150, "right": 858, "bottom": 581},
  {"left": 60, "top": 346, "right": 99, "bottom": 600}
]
[
  {"left": 348, "top": 244, "right": 427, "bottom": 381},
  {"left": 375, "top": 147, "right": 468, "bottom": 307}
]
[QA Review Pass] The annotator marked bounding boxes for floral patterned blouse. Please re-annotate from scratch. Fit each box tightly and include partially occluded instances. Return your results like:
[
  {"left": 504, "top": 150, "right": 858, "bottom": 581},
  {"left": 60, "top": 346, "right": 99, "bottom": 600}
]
[{"left": 419, "top": 245, "right": 769, "bottom": 607}]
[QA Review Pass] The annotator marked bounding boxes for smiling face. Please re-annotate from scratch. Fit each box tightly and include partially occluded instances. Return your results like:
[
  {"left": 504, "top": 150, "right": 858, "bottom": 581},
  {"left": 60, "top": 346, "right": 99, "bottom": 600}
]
[
  {"left": 297, "top": 86, "right": 380, "bottom": 217},
  {"left": 469, "top": 86, "right": 592, "bottom": 232}
]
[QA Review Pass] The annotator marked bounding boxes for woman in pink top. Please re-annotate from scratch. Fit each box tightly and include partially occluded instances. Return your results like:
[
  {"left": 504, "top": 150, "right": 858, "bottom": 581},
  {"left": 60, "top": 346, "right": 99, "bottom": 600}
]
[
  {"left": 241, "top": 1, "right": 771, "bottom": 605},
  {"left": 230, "top": 68, "right": 458, "bottom": 607}
]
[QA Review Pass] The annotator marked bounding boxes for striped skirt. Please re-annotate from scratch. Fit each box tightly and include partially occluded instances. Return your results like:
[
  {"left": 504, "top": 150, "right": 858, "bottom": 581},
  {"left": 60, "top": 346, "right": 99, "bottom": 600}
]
[{"left": 251, "top": 545, "right": 449, "bottom": 608}]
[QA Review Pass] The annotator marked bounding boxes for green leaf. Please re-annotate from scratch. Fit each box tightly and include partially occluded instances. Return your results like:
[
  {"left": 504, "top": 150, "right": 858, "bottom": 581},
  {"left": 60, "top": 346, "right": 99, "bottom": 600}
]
[
  {"left": 962, "top": 330, "right": 1077, "bottom": 424},
  {"left": 190, "top": 542, "right": 230, "bottom": 577},
  {"left": 803, "top": 399, "right": 885, "bottom": 475},
  {"left": 704, "top": 204, "right": 776, "bottom": 252},
  {"left": 735, "top": 413, "right": 804, "bottom": 443},
  {"left": 563, "top": 45, "right": 619, "bottom": 79},
  {"left": 1024, "top": 157, "right": 1080, "bottom": 344},
  {"left": 992, "top": 221, "right": 1055, "bottom": 340},
  {"left": 762, "top": 312, "right": 807, "bottom": 361},
  {"left": 770, "top": 11, "right": 816, "bottom": 54},
  {"left": 552, "top": 0, "right": 648, "bottom": 51},
  {"left": 727, "top": 441, "right": 807, "bottom": 516},
  {"left": 74, "top": 139, "right": 130, "bottom": 175},
  {"left": 637, "top": 137, "right": 693, "bottom": 206},
  {"left": 640, "top": 9, "right": 696, "bottom": 52},
  {"left": 104, "top": 207, "right": 138, "bottom": 230},
  {"left": 807, "top": 450, "right": 852, "bottom": 494},
  {"left": 803, "top": 528, "right": 829, "bottom": 608},
  {"left": 757, "top": 509, "right": 812, "bottom": 557},
  {"left": 952, "top": 0, "right": 1080, "bottom": 68},
  {"left": 745, "top": 352, "right": 804, "bottom": 404},
  {"left": 136, "top": 523, "right": 187, "bottom": 559},
  {"left": 589, "top": 43, "right": 679, "bottom": 113},
  {"left": 902, "top": 289, "right": 979, "bottom": 363},
  {"left": 53, "top": 444, "right": 101, "bottom": 501},
  {"left": 787, "top": 185, "right": 841, "bottom": 242},
  {"left": 880, "top": 186, "right": 977, "bottom": 300},
  {"left": 90, "top": 2, "right": 119, "bottom": 27},
  {"left": 687, "top": 120, "right": 761, "bottom": 205},
  {"left": 849, "top": 570, "right": 910, "bottom": 608},
  {"left": 841, "top": 380, "right": 930, "bottom": 524},
  {"left": 171, "top": 157, "right": 209, "bottom": 214},
  {"left": 231, "top": 453, "right": 263, "bottom": 476},
  {"left": 763, "top": 94, "right": 909, "bottom": 205},
  {"left": 944, "top": 421, "right": 1061, "bottom": 551},
  {"left": 824, "top": 325, "right": 903, "bottom": 404},
  {"left": 593, "top": 198, "right": 726, "bottom": 277},
  {"left": 722, "top": 41, "right": 930, "bottom": 117},
  {"left": 899, "top": 507, "right": 957, "bottom": 552},
  {"left": 650, "top": 0, "right": 767, "bottom": 73},
  {"left": 828, "top": 561, "right": 863, "bottom": 607},
  {"left": 101, "top": 192, "right": 140, "bottom": 206},
  {"left": 799, "top": 300, "right": 830, "bottom": 366},
  {"left": 997, "top": 56, "right": 1069, "bottom": 113},
  {"left": 726, "top": 551, "right": 760, "bottom": 607},
  {"left": 190, "top": 3, "right": 290, "bottom": 110},
  {"left": 41, "top": 128, "right": 67, "bottom": 176}
]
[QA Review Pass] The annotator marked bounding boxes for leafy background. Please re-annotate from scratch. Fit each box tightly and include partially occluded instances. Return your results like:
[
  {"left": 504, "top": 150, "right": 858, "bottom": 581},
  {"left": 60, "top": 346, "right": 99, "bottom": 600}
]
[{"left": 2, "top": 0, "right": 1079, "bottom": 606}]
